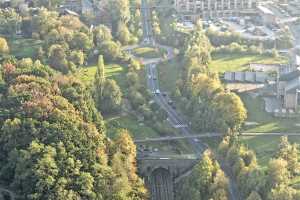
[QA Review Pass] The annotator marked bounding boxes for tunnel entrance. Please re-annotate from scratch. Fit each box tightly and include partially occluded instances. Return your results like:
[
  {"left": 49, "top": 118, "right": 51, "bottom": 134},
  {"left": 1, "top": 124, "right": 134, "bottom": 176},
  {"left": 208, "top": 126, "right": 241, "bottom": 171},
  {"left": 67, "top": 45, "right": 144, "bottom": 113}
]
[{"left": 150, "top": 168, "right": 173, "bottom": 200}]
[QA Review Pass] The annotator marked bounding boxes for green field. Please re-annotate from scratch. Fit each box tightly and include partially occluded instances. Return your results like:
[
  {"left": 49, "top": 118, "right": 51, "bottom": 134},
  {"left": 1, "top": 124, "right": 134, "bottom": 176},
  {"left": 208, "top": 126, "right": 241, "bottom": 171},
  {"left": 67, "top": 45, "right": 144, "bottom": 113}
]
[
  {"left": 133, "top": 47, "right": 166, "bottom": 59},
  {"left": 208, "top": 53, "right": 288, "bottom": 73},
  {"left": 157, "top": 58, "right": 182, "bottom": 92},
  {"left": 240, "top": 93, "right": 300, "bottom": 170},
  {"left": 241, "top": 135, "right": 300, "bottom": 168},
  {"left": 75, "top": 63, "right": 127, "bottom": 88},
  {"left": 105, "top": 115, "right": 160, "bottom": 139},
  {"left": 9, "top": 38, "right": 43, "bottom": 58},
  {"left": 157, "top": 53, "right": 288, "bottom": 93},
  {"left": 241, "top": 93, "right": 300, "bottom": 133}
]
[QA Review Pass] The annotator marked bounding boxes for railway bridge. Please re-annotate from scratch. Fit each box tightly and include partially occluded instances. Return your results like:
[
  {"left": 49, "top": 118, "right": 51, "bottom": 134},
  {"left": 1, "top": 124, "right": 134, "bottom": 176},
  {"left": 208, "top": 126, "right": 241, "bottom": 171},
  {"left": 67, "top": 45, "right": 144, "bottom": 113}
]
[{"left": 137, "top": 155, "right": 199, "bottom": 200}]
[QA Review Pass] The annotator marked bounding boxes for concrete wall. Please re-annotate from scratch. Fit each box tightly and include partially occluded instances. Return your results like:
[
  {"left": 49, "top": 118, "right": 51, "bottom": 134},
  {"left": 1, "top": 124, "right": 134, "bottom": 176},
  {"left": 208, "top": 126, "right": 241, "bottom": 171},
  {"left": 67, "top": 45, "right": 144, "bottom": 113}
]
[
  {"left": 285, "top": 93, "right": 297, "bottom": 109},
  {"left": 277, "top": 81, "right": 286, "bottom": 97},
  {"left": 137, "top": 158, "right": 198, "bottom": 200},
  {"left": 137, "top": 158, "right": 198, "bottom": 178}
]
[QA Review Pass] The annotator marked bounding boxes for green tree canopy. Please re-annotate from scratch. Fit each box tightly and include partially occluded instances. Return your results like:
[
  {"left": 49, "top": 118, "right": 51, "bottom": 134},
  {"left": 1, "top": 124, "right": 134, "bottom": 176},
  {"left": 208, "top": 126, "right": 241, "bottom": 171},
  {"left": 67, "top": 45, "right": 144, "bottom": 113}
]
[{"left": 0, "top": 60, "right": 146, "bottom": 199}]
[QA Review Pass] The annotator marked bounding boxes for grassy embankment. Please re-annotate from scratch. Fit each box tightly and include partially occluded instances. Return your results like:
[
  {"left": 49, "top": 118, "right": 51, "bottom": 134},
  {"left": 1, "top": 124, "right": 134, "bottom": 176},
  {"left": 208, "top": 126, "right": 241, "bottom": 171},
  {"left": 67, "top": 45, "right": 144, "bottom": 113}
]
[
  {"left": 75, "top": 62, "right": 162, "bottom": 138},
  {"left": 133, "top": 46, "right": 167, "bottom": 59}
]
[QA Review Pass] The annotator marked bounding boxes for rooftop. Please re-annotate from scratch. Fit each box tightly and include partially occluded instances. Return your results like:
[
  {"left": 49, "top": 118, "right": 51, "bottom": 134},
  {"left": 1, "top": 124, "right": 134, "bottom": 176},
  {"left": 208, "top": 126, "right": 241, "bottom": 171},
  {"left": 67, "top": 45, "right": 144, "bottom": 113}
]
[{"left": 258, "top": 5, "right": 274, "bottom": 15}]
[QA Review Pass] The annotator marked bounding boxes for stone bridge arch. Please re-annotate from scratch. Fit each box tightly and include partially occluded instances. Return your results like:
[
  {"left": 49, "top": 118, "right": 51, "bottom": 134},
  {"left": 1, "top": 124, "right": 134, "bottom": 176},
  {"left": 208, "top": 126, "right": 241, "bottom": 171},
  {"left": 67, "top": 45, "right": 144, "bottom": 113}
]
[
  {"left": 137, "top": 156, "right": 199, "bottom": 200},
  {"left": 149, "top": 168, "right": 173, "bottom": 200}
]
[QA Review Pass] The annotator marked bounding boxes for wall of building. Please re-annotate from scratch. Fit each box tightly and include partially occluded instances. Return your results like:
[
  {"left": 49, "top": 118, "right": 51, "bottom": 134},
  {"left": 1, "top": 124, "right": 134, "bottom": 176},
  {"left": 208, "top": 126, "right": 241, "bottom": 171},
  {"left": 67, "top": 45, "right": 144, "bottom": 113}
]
[
  {"left": 277, "top": 81, "right": 286, "bottom": 97},
  {"left": 62, "top": 0, "right": 82, "bottom": 13},
  {"left": 284, "top": 93, "right": 297, "bottom": 109},
  {"left": 174, "top": 0, "right": 258, "bottom": 20}
]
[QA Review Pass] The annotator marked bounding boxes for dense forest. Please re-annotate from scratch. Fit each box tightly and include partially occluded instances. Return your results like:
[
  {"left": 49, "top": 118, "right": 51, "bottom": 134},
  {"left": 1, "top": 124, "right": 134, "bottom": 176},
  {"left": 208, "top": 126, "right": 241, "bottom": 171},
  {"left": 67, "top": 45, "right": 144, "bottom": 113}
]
[
  {"left": 0, "top": 59, "right": 147, "bottom": 199},
  {"left": 176, "top": 135, "right": 300, "bottom": 200},
  {"left": 0, "top": 0, "right": 150, "bottom": 199},
  {"left": 0, "top": 0, "right": 299, "bottom": 200}
]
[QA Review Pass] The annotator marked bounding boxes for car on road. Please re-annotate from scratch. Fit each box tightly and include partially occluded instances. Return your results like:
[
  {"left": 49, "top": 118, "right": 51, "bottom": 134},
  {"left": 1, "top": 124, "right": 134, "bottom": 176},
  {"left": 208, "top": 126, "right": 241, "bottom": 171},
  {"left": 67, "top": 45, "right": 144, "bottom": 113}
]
[
  {"left": 162, "top": 92, "right": 167, "bottom": 97},
  {"left": 148, "top": 75, "right": 151, "bottom": 79},
  {"left": 155, "top": 89, "right": 160, "bottom": 94},
  {"left": 153, "top": 76, "right": 157, "bottom": 80},
  {"left": 168, "top": 100, "right": 173, "bottom": 105}
]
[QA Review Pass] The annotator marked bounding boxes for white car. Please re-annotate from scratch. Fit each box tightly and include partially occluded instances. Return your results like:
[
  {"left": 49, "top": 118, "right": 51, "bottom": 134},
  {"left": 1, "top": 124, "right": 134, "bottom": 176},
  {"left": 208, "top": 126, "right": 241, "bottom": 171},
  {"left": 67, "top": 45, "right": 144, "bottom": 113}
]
[{"left": 155, "top": 89, "right": 160, "bottom": 94}]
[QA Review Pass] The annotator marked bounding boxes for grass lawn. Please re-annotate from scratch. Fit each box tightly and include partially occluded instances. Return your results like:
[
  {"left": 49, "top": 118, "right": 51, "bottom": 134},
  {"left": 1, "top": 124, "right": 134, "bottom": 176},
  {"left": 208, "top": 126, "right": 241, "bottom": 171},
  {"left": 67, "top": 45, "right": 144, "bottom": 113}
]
[
  {"left": 105, "top": 114, "right": 160, "bottom": 140},
  {"left": 75, "top": 63, "right": 127, "bottom": 89},
  {"left": 157, "top": 58, "right": 182, "bottom": 92},
  {"left": 240, "top": 93, "right": 300, "bottom": 170},
  {"left": 133, "top": 47, "right": 166, "bottom": 59},
  {"left": 241, "top": 135, "right": 300, "bottom": 168},
  {"left": 9, "top": 38, "right": 43, "bottom": 59},
  {"left": 240, "top": 93, "right": 300, "bottom": 133},
  {"left": 208, "top": 53, "right": 288, "bottom": 73},
  {"left": 242, "top": 135, "right": 300, "bottom": 187}
]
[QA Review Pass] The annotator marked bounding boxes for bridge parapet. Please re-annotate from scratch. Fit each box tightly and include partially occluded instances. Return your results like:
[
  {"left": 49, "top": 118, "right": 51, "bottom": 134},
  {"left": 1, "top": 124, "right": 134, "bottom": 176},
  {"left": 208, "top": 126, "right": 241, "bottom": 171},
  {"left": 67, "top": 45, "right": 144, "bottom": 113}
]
[{"left": 137, "top": 155, "right": 199, "bottom": 178}]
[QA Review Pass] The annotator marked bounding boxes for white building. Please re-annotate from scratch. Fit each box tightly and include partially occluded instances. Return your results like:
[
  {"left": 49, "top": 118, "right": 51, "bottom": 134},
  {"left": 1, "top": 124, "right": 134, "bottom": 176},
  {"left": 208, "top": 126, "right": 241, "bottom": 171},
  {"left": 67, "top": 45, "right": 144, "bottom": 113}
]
[{"left": 174, "top": 0, "right": 258, "bottom": 21}]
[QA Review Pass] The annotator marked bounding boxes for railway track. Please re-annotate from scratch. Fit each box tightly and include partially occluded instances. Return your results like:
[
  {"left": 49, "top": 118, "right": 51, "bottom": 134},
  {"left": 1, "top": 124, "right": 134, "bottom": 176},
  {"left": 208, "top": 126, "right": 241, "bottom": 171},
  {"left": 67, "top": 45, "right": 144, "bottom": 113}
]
[{"left": 150, "top": 169, "right": 173, "bottom": 200}]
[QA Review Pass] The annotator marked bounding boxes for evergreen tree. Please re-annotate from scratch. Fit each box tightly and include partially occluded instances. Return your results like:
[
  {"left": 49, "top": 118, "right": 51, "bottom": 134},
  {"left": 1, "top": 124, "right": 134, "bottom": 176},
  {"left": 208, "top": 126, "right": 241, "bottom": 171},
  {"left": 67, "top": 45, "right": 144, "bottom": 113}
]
[{"left": 94, "top": 55, "right": 106, "bottom": 104}]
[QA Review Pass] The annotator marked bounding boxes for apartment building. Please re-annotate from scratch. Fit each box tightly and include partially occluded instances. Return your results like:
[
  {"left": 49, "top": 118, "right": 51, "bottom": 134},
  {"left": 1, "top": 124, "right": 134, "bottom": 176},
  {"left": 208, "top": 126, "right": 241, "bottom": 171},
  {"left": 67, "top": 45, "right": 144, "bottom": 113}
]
[
  {"left": 61, "top": 0, "right": 82, "bottom": 13},
  {"left": 174, "top": 0, "right": 258, "bottom": 21}
]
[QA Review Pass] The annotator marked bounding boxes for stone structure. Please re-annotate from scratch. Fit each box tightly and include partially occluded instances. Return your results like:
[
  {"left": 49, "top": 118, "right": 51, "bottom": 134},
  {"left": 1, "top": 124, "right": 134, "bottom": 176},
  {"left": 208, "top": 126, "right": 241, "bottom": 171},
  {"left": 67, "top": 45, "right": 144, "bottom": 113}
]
[
  {"left": 137, "top": 156, "right": 198, "bottom": 200},
  {"left": 277, "top": 68, "right": 300, "bottom": 110},
  {"left": 224, "top": 71, "right": 271, "bottom": 83},
  {"left": 275, "top": 51, "right": 300, "bottom": 111},
  {"left": 174, "top": 0, "right": 258, "bottom": 21}
]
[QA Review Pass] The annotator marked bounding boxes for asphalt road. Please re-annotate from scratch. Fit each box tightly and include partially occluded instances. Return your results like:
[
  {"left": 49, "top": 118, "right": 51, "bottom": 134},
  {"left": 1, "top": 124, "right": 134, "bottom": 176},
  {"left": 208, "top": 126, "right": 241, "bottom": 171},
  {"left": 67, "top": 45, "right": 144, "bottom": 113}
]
[
  {"left": 139, "top": 0, "right": 240, "bottom": 199},
  {"left": 141, "top": 0, "right": 206, "bottom": 155}
]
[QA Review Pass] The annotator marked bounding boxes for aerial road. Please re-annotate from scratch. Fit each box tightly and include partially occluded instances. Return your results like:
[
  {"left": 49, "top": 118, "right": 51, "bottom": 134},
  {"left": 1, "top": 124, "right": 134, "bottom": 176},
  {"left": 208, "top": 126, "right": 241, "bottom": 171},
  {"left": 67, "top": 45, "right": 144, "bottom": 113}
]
[{"left": 138, "top": 0, "right": 241, "bottom": 199}]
